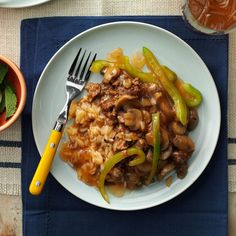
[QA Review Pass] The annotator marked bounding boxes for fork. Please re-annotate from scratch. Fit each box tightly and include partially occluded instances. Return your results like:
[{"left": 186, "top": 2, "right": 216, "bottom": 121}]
[{"left": 29, "top": 48, "right": 97, "bottom": 195}]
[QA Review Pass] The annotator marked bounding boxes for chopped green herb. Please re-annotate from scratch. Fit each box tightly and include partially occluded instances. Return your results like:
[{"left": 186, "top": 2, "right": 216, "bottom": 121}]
[
  {"left": 0, "top": 63, "right": 17, "bottom": 119},
  {"left": 0, "top": 88, "right": 5, "bottom": 113},
  {"left": 0, "top": 88, "right": 2, "bottom": 103},
  {"left": 5, "top": 84, "right": 17, "bottom": 119},
  {"left": 4, "top": 78, "right": 16, "bottom": 92},
  {"left": 0, "top": 63, "right": 8, "bottom": 84}
]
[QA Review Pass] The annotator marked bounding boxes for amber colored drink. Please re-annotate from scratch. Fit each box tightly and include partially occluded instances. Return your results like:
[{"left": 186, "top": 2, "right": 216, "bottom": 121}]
[{"left": 182, "top": 0, "right": 236, "bottom": 34}]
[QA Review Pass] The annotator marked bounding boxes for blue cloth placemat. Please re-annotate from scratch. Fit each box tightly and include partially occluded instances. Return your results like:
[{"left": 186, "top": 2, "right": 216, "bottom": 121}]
[{"left": 21, "top": 16, "right": 228, "bottom": 236}]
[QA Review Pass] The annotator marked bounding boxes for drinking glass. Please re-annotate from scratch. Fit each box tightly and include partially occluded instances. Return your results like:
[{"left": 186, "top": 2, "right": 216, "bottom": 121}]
[{"left": 182, "top": 0, "right": 236, "bottom": 34}]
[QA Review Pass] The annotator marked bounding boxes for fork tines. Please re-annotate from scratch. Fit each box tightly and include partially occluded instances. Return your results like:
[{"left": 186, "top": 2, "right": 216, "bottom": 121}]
[{"left": 68, "top": 48, "right": 97, "bottom": 84}]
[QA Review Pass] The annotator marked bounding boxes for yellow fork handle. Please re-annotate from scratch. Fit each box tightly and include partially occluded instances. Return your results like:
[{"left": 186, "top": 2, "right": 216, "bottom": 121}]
[{"left": 29, "top": 130, "right": 62, "bottom": 195}]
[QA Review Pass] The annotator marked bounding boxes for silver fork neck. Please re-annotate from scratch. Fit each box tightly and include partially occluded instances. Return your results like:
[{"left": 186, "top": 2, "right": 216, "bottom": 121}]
[{"left": 54, "top": 86, "right": 78, "bottom": 132}]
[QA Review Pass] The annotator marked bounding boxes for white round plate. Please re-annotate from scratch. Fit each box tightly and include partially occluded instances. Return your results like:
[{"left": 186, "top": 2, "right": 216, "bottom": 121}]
[
  {"left": 0, "top": 0, "right": 50, "bottom": 8},
  {"left": 32, "top": 21, "right": 220, "bottom": 211}
]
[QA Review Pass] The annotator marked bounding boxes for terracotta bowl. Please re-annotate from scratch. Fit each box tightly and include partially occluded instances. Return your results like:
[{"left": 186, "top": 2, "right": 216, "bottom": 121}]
[{"left": 0, "top": 55, "right": 27, "bottom": 132}]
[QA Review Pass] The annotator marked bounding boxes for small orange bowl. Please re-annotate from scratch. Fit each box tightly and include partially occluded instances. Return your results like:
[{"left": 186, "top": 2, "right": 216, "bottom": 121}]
[{"left": 0, "top": 55, "right": 27, "bottom": 132}]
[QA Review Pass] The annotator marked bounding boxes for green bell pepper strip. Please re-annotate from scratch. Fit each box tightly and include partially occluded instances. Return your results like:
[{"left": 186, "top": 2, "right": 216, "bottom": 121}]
[
  {"left": 90, "top": 57, "right": 162, "bottom": 87},
  {"left": 99, "top": 147, "right": 145, "bottom": 203},
  {"left": 142, "top": 47, "right": 188, "bottom": 125},
  {"left": 147, "top": 112, "right": 160, "bottom": 184},
  {"left": 162, "top": 65, "right": 177, "bottom": 83},
  {"left": 182, "top": 83, "right": 202, "bottom": 107},
  {"left": 90, "top": 60, "right": 115, "bottom": 73},
  {"left": 123, "top": 56, "right": 158, "bottom": 84},
  {"left": 175, "top": 79, "right": 202, "bottom": 107}
]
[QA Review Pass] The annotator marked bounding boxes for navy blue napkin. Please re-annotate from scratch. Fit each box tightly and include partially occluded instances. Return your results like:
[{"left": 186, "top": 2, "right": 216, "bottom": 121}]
[{"left": 21, "top": 16, "right": 228, "bottom": 236}]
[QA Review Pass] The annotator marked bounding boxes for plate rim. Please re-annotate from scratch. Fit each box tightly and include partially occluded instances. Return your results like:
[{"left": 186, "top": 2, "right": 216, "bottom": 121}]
[
  {"left": 0, "top": 0, "right": 50, "bottom": 8},
  {"left": 32, "top": 21, "right": 221, "bottom": 211}
]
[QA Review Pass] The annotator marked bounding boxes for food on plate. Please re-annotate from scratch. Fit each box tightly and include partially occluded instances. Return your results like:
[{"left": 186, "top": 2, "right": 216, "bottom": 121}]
[
  {"left": 0, "top": 63, "right": 17, "bottom": 119},
  {"left": 59, "top": 47, "right": 202, "bottom": 203}
]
